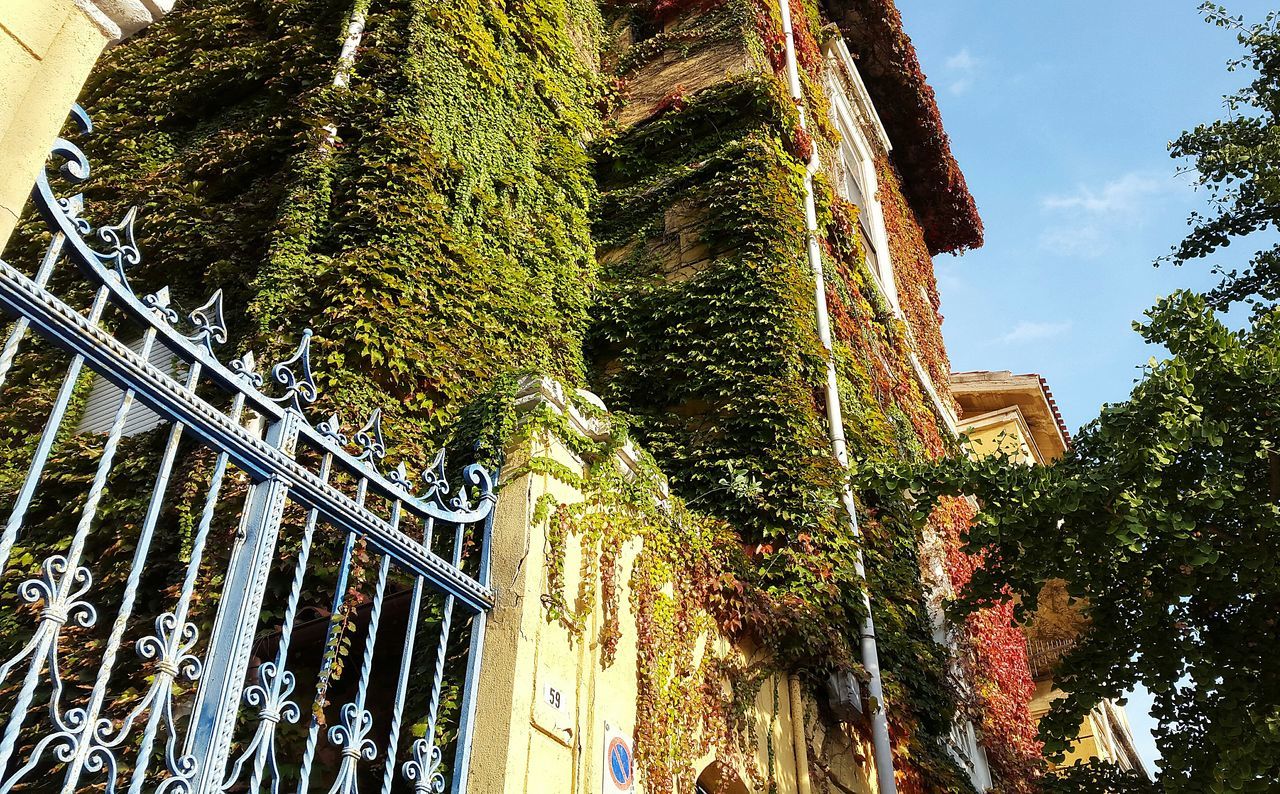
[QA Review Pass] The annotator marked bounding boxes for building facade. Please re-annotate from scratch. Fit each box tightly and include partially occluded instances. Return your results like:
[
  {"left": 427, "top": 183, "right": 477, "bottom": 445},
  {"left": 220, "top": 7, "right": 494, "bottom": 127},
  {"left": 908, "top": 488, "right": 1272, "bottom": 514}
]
[
  {"left": 952, "top": 372, "right": 1148, "bottom": 779},
  {"left": 0, "top": 1, "right": 1141, "bottom": 793}
]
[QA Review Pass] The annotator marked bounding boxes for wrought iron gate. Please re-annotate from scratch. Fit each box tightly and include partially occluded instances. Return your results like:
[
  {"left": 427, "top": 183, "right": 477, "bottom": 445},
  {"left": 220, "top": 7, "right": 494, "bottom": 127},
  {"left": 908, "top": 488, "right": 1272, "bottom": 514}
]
[{"left": 0, "top": 107, "right": 497, "bottom": 793}]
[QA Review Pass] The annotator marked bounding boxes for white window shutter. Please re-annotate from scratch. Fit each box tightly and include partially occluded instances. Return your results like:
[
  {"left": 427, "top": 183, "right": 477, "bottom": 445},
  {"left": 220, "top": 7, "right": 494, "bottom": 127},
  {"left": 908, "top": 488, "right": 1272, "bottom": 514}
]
[{"left": 76, "top": 334, "right": 178, "bottom": 436}]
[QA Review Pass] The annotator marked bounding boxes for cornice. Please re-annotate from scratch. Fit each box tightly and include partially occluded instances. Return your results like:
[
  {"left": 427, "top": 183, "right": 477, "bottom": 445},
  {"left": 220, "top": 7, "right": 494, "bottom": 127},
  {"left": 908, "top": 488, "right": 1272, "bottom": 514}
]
[
  {"left": 73, "top": 0, "right": 175, "bottom": 43},
  {"left": 512, "top": 376, "right": 662, "bottom": 493}
]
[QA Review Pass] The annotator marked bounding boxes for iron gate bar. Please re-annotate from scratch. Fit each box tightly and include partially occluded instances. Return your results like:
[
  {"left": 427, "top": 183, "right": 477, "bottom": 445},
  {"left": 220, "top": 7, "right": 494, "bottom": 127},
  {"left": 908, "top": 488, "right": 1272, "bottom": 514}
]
[
  {"left": 448, "top": 499, "right": 494, "bottom": 794},
  {"left": 0, "top": 105, "right": 498, "bottom": 794},
  {"left": 222, "top": 439, "right": 335, "bottom": 794},
  {"left": 378, "top": 510, "right": 429, "bottom": 794},
  {"left": 0, "top": 260, "right": 496, "bottom": 614},
  {"left": 25, "top": 115, "right": 495, "bottom": 532}
]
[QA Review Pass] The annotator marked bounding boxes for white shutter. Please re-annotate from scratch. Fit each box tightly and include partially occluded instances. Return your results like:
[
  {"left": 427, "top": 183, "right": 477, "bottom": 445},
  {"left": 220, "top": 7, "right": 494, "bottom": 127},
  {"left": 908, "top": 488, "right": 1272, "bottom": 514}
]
[{"left": 76, "top": 334, "right": 179, "bottom": 436}]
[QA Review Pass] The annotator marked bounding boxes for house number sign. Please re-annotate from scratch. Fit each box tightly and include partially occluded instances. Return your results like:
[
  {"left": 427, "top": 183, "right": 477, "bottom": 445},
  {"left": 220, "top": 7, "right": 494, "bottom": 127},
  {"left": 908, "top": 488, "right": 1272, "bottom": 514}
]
[{"left": 545, "top": 684, "right": 565, "bottom": 712}]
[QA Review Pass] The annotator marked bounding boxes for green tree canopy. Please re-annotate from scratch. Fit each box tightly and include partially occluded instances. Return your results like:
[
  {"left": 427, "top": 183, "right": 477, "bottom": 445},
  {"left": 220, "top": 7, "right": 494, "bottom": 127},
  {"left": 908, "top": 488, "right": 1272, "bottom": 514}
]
[
  {"left": 895, "top": 292, "right": 1279, "bottom": 790},
  {"left": 882, "top": 5, "right": 1280, "bottom": 791},
  {"left": 1166, "top": 4, "right": 1280, "bottom": 313}
]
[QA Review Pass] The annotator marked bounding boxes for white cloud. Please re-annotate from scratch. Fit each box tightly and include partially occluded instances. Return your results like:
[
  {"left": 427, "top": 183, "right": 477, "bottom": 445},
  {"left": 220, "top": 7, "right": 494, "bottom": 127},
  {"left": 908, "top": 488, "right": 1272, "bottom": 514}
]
[
  {"left": 994, "top": 320, "right": 1073, "bottom": 345},
  {"left": 943, "top": 48, "right": 979, "bottom": 95},
  {"left": 1040, "top": 223, "right": 1109, "bottom": 258},
  {"left": 1039, "top": 171, "right": 1177, "bottom": 258},
  {"left": 946, "top": 49, "right": 978, "bottom": 71},
  {"left": 1041, "top": 172, "right": 1170, "bottom": 215}
]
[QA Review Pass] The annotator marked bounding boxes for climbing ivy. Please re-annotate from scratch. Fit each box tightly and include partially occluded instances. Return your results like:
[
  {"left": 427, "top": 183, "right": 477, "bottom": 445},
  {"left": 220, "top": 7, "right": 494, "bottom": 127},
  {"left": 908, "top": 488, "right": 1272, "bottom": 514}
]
[
  {"left": 587, "top": 1, "right": 1014, "bottom": 790},
  {"left": 0, "top": 0, "right": 607, "bottom": 785},
  {"left": 453, "top": 374, "right": 777, "bottom": 792},
  {"left": 0, "top": 0, "right": 1039, "bottom": 790},
  {"left": 75, "top": 0, "right": 605, "bottom": 455}
]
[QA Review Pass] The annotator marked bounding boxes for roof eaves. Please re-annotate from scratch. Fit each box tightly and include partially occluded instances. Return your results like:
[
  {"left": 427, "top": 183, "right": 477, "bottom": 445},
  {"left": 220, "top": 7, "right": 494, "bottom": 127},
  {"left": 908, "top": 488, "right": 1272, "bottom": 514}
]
[
  {"left": 1028, "top": 373, "right": 1072, "bottom": 450},
  {"left": 821, "top": 0, "right": 984, "bottom": 255}
]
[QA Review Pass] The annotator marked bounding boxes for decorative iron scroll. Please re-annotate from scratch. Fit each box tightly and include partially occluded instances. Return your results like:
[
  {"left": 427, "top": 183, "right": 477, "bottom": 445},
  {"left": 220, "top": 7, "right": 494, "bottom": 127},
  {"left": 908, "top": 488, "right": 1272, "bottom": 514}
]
[{"left": 0, "top": 107, "right": 497, "bottom": 794}]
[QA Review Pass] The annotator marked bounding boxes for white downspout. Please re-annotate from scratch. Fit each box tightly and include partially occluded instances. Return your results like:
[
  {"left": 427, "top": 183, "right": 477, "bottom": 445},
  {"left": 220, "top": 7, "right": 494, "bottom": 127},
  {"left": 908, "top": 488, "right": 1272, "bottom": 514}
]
[
  {"left": 332, "top": 2, "right": 369, "bottom": 90},
  {"left": 775, "top": 3, "right": 899, "bottom": 792},
  {"left": 323, "top": 0, "right": 370, "bottom": 145}
]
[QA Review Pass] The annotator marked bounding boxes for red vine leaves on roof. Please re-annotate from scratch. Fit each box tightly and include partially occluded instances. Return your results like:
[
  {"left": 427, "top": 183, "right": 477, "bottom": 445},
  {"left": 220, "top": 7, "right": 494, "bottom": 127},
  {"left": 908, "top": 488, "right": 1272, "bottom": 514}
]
[{"left": 825, "top": 0, "right": 984, "bottom": 255}]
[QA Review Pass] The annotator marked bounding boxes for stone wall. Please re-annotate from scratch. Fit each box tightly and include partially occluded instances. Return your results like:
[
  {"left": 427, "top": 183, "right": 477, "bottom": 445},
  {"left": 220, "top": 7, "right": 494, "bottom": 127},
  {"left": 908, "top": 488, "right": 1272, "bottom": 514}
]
[{"left": 0, "top": 0, "right": 172, "bottom": 248}]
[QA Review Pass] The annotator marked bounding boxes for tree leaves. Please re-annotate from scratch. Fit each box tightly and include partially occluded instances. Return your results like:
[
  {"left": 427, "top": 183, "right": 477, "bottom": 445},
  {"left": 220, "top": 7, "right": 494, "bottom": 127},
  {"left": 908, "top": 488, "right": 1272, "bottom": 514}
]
[
  {"left": 1165, "top": 4, "right": 1280, "bottom": 315},
  {"left": 895, "top": 288, "right": 1280, "bottom": 792}
]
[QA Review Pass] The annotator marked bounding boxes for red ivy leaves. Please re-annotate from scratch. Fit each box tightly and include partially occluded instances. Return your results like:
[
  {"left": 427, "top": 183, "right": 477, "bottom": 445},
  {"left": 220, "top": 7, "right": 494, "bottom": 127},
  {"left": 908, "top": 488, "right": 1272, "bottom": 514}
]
[
  {"left": 933, "top": 498, "right": 1043, "bottom": 793},
  {"left": 750, "top": 0, "right": 821, "bottom": 74},
  {"left": 791, "top": 125, "right": 814, "bottom": 162},
  {"left": 875, "top": 157, "right": 957, "bottom": 410},
  {"left": 825, "top": 195, "right": 950, "bottom": 459},
  {"left": 827, "top": 0, "right": 984, "bottom": 254},
  {"left": 653, "top": 84, "right": 690, "bottom": 116}
]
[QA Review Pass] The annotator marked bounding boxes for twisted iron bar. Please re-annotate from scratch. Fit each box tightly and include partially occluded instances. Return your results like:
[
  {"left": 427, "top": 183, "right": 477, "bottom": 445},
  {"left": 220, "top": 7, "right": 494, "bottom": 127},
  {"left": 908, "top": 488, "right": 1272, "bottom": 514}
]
[{"left": 0, "top": 103, "right": 500, "bottom": 794}]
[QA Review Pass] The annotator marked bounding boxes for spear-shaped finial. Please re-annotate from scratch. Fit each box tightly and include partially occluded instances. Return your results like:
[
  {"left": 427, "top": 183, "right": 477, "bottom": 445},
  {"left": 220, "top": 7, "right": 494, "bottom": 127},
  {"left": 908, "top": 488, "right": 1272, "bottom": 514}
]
[
  {"left": 270, "top": 329, "right": 317, "bottom": 414},
  {"left": 188, "top": 289, "right": 228, "bottom": 352},
  {"left": 354, "top": 408, "right": 386, "bottom": 469}
]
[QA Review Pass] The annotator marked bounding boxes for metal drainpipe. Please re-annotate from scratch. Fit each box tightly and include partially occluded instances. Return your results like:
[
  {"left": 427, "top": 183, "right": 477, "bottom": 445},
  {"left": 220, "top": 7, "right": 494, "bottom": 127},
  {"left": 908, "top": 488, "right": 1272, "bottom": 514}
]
[
  {"left": 322, "top": 0, "right": 370, "bottom": 146},
  {"left": 775, "top": 2, "right": 899, "bottom": 791},
  {"left": 333, "top": 1, "right": 369, "bottom": 89}
]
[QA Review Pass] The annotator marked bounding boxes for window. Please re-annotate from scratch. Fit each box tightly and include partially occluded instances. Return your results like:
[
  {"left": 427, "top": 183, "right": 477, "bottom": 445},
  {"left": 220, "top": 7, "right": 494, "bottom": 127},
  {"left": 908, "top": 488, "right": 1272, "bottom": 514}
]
[
  {"left": 824, "top": 39, "right": 899, "bottom": 312},
  {"left": 76, "top": 333, "right": 179, "bottom": 436},
  {"left": 948, "top": 719, "right": 994, "bottom": 791},
  {"left": 837, "top": 141, "right": 887, "bottom": 288}
]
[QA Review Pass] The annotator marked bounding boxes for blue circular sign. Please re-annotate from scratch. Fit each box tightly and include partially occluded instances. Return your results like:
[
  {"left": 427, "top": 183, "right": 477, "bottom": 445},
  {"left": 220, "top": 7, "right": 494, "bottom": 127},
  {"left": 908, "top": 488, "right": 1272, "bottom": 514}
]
[{"left": 608, "top": 737, "right": 633, "bottom": 788}]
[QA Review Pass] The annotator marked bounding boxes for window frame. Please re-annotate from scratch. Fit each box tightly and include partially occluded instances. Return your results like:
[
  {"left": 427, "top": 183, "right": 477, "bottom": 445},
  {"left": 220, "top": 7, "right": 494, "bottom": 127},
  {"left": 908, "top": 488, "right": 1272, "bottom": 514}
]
[
  {"left": 822, "top": 39, "right": 959, "bottom": 430},
  {"left": 823, "top": 41, "right": 902, "bottom": 316}
]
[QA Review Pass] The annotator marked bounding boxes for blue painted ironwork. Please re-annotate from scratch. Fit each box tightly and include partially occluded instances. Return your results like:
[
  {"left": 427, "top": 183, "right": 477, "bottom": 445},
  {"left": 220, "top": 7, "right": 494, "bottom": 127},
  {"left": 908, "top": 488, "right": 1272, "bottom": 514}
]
[{"left": 0, "top": 107, "right": 498, "bottom": 794}]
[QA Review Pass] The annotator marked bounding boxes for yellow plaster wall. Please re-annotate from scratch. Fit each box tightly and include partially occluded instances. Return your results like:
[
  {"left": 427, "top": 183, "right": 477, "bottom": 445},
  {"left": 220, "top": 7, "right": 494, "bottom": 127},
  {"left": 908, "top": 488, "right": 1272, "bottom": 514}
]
[
  {"left": 466, "top": 388, "right": 876, "bottom": 793},
  {"left": 0, "top": 0, "right": 111, "bottom": 250},
  {"left": 1029, "top": 679, "right": 1116, "bottom": 771},
  {"left": 964, "top": 419, "right": 1034, "bottom": 464}
]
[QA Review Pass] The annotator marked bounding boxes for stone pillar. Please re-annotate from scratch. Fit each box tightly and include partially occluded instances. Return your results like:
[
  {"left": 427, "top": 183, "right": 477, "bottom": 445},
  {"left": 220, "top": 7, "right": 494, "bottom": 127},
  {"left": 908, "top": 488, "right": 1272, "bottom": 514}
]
[
  {"left": 0, "top": 0, "right": 173, "bottom": 248},
  {"left": 466, "top": 377, "right": 808, "bottom": 793},
  {"left": 467, "top": 378, "right": 634, "bottom": 794}
]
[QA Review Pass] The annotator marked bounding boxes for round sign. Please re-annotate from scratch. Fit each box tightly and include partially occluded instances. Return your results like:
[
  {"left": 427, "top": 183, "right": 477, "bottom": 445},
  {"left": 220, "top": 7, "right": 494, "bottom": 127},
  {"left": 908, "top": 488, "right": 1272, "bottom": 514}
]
[{"left": 607, "top": 736, "right": 633, "bottom": 789}]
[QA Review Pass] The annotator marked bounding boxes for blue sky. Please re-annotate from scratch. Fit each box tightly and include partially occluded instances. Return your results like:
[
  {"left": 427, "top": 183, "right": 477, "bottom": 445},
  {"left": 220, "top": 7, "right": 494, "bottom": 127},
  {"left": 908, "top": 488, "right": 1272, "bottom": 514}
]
[{"left": 893, "top": 0, "right": 1274, "bottom": 774}]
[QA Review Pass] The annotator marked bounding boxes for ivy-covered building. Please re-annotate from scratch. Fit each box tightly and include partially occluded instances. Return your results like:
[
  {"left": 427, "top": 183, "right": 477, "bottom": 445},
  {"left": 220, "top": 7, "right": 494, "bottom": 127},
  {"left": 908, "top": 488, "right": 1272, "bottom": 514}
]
[
  {"left": 0, "top": 0, "right": 1076, "bottom": 793},
  {"left": 951, "top": 371, "right": 1148, "bottom": 779}
]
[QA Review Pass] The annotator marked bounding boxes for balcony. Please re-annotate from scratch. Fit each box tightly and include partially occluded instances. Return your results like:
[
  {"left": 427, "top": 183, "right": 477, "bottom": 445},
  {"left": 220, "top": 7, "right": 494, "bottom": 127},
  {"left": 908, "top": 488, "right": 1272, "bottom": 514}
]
[{"left": 1026, "top": 637, "right": 1075, "bottom": 679}]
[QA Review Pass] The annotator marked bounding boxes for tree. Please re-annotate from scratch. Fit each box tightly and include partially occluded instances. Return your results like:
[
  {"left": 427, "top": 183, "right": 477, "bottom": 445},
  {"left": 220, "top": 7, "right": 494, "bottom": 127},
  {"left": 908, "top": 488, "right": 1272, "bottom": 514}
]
[
  {"left": 1166, "top": 4, "right": 1280, "bottom": 314},
  {"left": 882, "top": 6, "right": 1280, "bottom": 791},
  {"left": 904, "top": 292, "right": 1280, "bottom": 791},
  {"left": 1041, "top": 762, "right": 1161, "bottom": 794}
]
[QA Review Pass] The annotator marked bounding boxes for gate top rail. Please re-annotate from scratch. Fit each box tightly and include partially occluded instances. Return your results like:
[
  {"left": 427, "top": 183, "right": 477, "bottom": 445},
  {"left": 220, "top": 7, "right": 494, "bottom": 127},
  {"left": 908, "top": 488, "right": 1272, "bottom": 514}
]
[{"left": 3, "top": 105, "right": 497, "bottom": 609}]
